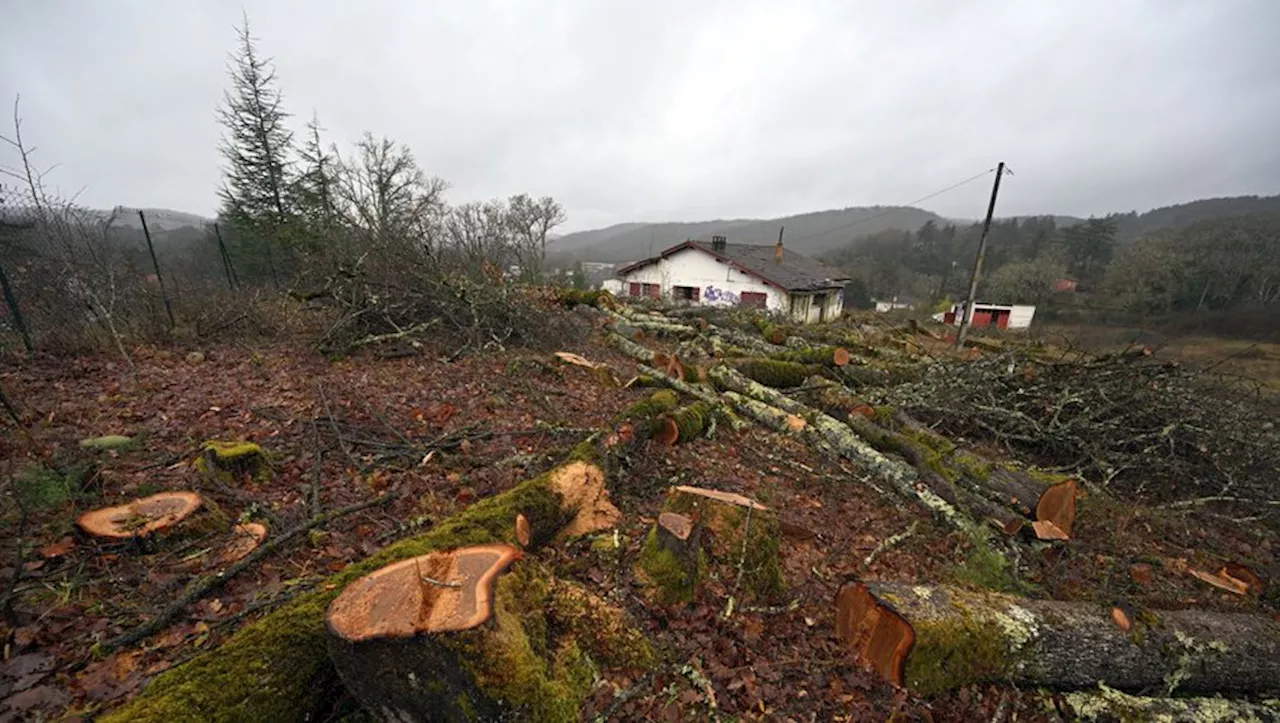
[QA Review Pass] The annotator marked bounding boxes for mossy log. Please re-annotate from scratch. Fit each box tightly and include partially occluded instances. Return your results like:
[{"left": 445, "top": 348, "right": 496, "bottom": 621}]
[
  {"left": 604, "top": 309, "right": 699, "bottom": 338},
  {"left": 770, "top": 345, "right": 853, "bottom": 367},
  {"left": 837, "top": 581, "right": 1280, "bottom": 697},
  {"left": 101, "top": 446, "right": 627, "bottom": 723},
  {"left": 653, "top": 401, "right": 714, "bottom": 445},
  {"left": 709, "top": 365, "right": 973, "bottom": 532},
  {"left": 638, "top": 486, "right": 782, "bottom": 605},
  {"left": 606, "top": 330, "right": 658, "bottom": 365},
  {"left": 555, "top": 288, "right": 616, "bottom": 310},
  {"left": 710, "top": 327, "right": 784, "bottom": 356},
  {"left": 1062, "top": 685, "right": 1280, "bottom": 722},
  {"left": 732, "top": 358, "right": 822, "bottom": 389},
  {"left": 326, "top": 547, "right": 653, "bottom": 722}
]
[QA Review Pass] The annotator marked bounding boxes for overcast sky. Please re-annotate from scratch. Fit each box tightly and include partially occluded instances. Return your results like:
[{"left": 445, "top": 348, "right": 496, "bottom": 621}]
[{"left": 3, "top": 0, "right": 1278, "bottom": 231}]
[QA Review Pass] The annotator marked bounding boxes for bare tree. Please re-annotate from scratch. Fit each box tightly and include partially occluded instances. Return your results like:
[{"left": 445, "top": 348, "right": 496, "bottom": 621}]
[
  {"left": 506, "top": 194, "right": 566, "bottom": 279},
  {"left": 332, "top": 134, "right": 448, "bottom": 253}
]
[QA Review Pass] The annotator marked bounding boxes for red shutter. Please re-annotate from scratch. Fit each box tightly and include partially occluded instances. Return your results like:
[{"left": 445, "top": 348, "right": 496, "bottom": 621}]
[
  {"left": 740, "top": 292, "right": 767, "bottom": 310},
  {"left": 628, "top": 282, "right": 641, "bottom": 297},
  {"left": 648, "top": 284, "right": 660, "bottom": 299}
]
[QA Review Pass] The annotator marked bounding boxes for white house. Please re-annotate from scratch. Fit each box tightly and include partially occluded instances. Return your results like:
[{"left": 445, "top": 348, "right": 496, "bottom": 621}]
[
  {"left": 935, "top": 301, "right": 1036, "bottom": 330},
  {"left": 613, "top": 236, "right": 851, "bottom": 324}
]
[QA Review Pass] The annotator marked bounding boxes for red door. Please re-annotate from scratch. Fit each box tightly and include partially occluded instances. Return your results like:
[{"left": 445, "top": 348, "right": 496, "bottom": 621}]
[
  {"left": 648, "top": 284, "right": 660, "bottom": 299},
  {"left": 972, "top": 310, "right": 993, "bottom": 327},
  {"left": 628, "top": 282, "right": 641, "bottom": 297},
  {"left": 996, "top": 311, "right": 1010, "bottom": 329},
  {"left": 740, "top": 292, "right": 767, "bottom": 310}
]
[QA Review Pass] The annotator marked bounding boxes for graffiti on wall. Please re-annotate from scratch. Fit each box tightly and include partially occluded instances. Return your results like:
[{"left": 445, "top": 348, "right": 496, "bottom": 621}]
[{"left": 703, "top": 285, "right": 740, "bottom": 305}]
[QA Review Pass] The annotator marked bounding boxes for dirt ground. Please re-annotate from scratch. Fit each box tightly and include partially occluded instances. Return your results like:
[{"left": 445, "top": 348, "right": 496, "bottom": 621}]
[{"left": 1, "top": 309, "right": 1277, "bottom": 722}]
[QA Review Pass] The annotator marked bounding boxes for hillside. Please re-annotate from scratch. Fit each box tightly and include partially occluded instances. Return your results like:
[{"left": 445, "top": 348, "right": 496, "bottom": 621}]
[
  {"left": 555, "top": 194, "right": 1280, "bottom": 263},
  {"left": 553, "top": 206, "right": 946, "bottom": 261},
  {"left": 102, "top": 207, "right": 213, "bottom": 232}
]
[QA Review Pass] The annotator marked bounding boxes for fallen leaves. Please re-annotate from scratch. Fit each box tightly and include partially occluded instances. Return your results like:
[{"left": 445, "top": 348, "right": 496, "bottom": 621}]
[{"left": 37, "top": 537, "right": 76, "bottom": 559}]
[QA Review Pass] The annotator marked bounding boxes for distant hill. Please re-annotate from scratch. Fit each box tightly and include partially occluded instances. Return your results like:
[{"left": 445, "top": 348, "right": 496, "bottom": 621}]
[
  {"left": 105, "top": 207, "right": 213, "bottom": 232},
  {"left": 1109, "top": 195, "right": 1280, "bottom": 239},
  {"left": 557, "top": 194, "right": 1280, "bottom": 263},
  {"left": 552, "top": 206, "right": 946, "bottom": 262}
]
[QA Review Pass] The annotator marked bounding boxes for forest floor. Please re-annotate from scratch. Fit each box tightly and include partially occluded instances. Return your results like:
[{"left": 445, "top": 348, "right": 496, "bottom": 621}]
[{"left": 1, "top": 307, "right": 1277, "bottom": 722}]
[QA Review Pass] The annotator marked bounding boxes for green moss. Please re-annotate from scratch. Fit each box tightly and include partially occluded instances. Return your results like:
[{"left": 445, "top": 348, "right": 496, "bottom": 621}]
[
  {"left": 616, "top": 390, "right": 679, "bottom": 424},
  {"left": 102, "top": 463, "right": 576, "bottom": 723},
  {"left": 732, "top": 359, "right": 815, "bottom": 389},
  {"left": 659, "top": 401, "right": 712, "bottom": 444},
  {"left": 906, "top": 613, "right": 1014, "bottom": 696},
  {"left": 637, "top": 528, "right": 701, "bottom": 604},
  {"left": 661, "top": 491, "right": 784, "bottom": 603},
  {"left": 195, "top": 440, "right": 270, "bottom": 484},
  {"left": 773, "top": 346, "right": 846, "bottom": 366},
  {"left": 948, "top": 531, "right": 1025, "bottom": 594},
  {"left": 80, "top": 434, "right": 135, "bottom": 450}
]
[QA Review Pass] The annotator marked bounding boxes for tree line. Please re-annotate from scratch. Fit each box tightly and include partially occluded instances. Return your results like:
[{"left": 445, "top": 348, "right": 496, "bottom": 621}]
[
  {"left": 827, "top": 211, "right": 1280, "bottom": 316},
  {"left": 215, "top": 17, "right": 565, "bottom": 289}
]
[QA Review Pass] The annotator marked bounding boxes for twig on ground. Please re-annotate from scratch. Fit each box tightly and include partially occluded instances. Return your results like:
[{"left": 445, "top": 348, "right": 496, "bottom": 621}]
[
  {"left": 101, "top": 492, "right": 395, "bottom": 651},
  {"left": 860, "top": 521, "right": 920, "bottom": 571}
]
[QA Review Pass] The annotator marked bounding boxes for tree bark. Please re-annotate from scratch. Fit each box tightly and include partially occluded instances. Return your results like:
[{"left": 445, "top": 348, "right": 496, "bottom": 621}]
[
  {"left": 1061, "top": 685, "right": 1280, "bottom": 722},
  {"left": 837, "top": 581, "right": 1280, "bottom": 696}
]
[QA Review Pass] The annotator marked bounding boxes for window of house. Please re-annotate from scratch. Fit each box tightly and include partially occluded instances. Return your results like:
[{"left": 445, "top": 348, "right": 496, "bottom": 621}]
[
  {"left": 673, "top": 285, "right": 700, "bottom": 302},
  {"left": 740, "top": 291, "right": 767, "bottom": 309},
  {"left": 628, "top": 282, "right": 641, "bottom": 297}
]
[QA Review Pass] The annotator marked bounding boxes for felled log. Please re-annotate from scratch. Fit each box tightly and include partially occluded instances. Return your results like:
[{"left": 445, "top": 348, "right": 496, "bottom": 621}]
[
  {"left": 1062, "top": 684, "right": 1280, "bottom": 721},
  {"left": 770, "top": 345, "right": 853, "bottom": 367},
  {"left": 653, "top": 401, "right": 714, "bottom": 445},
  {"left": 101, "top": 445, "right": 629, "bottom": 723},
  {"left": 795, "top": 377, "right": 1078, "bottom": 538},
  {"left": 836, "top": 581, "right": 1280, "bottom": 696},
  {"left": 709, "top": 327, "right": 784, "bottom": 356},
  {"left": 732, "top": 359, "right": 822, "bottom": 389},
  {"left": 555, "top": 288, "right": 616, "bottom": 310},
  {"left": 638, "top": 486, "right": 782, "bottom": 604},
  {"left": 604, "top": 309, "right": 699, "bottom": 338},
  {"left": 709, "top": 365, "right": 973, "bottom": 532}
]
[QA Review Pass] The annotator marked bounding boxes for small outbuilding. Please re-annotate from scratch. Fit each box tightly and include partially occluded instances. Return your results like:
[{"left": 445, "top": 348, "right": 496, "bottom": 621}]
[{"left": 938, "top": 301, "right": 1036, "bottom": 330}]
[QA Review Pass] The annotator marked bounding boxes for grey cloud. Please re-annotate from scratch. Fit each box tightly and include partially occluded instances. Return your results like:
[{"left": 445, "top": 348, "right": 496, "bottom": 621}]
[{"left": 2, "top": 0, "right": 1278, "bottom": 231}]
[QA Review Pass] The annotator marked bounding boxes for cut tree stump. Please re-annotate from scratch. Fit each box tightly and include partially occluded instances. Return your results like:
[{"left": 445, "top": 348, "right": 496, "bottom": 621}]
[
  {"left": 326, "top": 544, "right": 520, "bottom": 720},
  {"left": 196, "top": 440, "right": 269, "bottom": 483},
  {"left": 327, "top": 547, "right": 655, "bottom": 722},
  {"left": 639, "top": 486, "right": 782, "bottom": 604},
  {"left": 77, "top": 492, "right": 210, "bottom": 541},
  {"left": 836, "top": 581, "right": 1280, "bottom": 696},
  {"left": 102, "top": 443, "right": 634, "bottom": 723}
]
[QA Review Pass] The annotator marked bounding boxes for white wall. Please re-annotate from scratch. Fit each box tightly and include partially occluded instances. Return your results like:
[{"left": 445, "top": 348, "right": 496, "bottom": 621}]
[
  {"left": 618, "top": 247, "right": 788, "bottom": 311},
  {"left": 1007, "top": 305, "right": 1036, "bottom": 329}
]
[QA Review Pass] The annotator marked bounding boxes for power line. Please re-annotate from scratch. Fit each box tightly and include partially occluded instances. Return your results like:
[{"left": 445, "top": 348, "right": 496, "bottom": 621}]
[{"left": 784, "top": 167, "right": 1000, "bottom": 245}]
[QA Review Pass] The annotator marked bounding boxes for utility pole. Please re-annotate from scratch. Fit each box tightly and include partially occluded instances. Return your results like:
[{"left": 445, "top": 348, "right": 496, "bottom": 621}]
[
  {"left": 955, "top": 162, "right": 1005, "bottom": 349},
  {"left": 138, "top": 211, "right": 175, "bottom": 328}
]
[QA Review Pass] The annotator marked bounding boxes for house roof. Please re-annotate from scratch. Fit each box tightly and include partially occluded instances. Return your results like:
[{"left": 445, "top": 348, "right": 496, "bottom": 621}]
[{"left": 615, "top": 240, "right": 851, "bottom": 292}]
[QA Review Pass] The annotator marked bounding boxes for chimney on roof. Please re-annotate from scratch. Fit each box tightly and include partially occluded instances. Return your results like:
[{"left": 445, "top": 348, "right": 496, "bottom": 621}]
[
  {"left": 774, "top": 226, "right": 785, "bottom": 264},
  {"left": 711, "top": 235, "right": 726, "bottom": 252}
]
